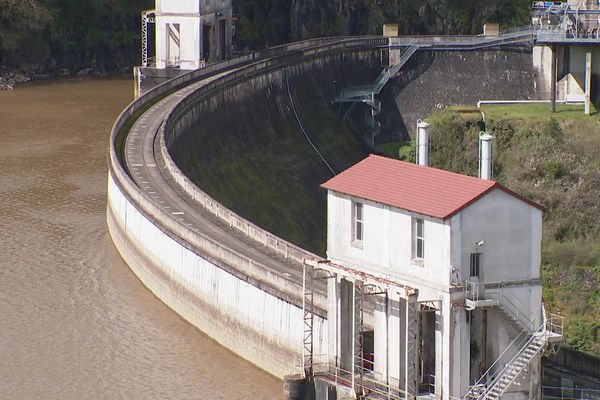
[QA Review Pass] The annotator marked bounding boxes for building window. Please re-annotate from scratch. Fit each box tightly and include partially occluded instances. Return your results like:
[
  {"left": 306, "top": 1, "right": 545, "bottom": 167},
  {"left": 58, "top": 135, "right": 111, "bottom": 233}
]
[
  {"left": 352, "top": 201, "right": 363, "bottom": 243},
  {"left": 413, "top": 218, "right": 424, "bottom": 260},
  {"left": 470, "top": 253, "right": 481, "bottom": 277}
]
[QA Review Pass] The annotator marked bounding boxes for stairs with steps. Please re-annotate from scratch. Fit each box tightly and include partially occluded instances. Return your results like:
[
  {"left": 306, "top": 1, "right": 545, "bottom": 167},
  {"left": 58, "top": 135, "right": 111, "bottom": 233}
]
[
  {"left": 464, "top": 282, "right": 563, "bottom": 400},
  {"left": 335, "top": 39, "right": 419, "bottom": 104}
]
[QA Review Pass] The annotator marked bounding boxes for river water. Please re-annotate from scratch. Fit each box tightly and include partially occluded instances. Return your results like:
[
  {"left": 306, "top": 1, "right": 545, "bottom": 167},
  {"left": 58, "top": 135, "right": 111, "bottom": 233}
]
[{"left": 0, "top": 78, "right": 281, "bottom": 399}]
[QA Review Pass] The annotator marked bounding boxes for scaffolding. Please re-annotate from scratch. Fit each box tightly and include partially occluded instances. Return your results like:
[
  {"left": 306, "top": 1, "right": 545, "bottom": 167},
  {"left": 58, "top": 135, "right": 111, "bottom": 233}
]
[
  {"left": 303, "top": 258, "right": 420, "bottom": 399},
  {"left": 141, "top": 10, "right": 156, "bottom": 68}
]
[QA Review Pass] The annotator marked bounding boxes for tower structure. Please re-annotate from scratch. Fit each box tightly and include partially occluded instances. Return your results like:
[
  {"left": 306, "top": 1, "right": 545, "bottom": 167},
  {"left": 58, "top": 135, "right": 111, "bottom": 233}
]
[
  {"left": 135, "top": 0, "right": 233, "bottom": 97},
  {"left": 304, "top": 155, "right": 562, "bottom": 399}
]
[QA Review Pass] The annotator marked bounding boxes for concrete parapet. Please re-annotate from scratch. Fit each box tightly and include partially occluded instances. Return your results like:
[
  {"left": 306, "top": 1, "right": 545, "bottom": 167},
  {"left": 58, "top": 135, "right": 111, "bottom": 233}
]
[{"left": 107, "top": 171, "right": 328, "bottom": 377}]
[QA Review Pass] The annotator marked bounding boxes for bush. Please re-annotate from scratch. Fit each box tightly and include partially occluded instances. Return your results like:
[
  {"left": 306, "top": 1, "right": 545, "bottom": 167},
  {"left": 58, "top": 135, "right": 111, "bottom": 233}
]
[
  {"left": 567, "top": 319, "right": 600, "bottom": 353},
  {"left": 492, "top": 120, "right": 515, "bottom": 151},
  {"left": 543, "top": 159, "right": 569, "bottom": 181},
  {"left": 543, "top": 117, "right": 563, "bottom": 141}
]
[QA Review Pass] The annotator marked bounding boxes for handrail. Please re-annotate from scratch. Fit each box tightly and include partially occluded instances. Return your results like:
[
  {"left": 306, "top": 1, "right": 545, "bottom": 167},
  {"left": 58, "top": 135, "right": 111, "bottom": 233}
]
[
  {"left": 498, "top": 283, "right": 537, "bottom": 332},
  {"left": 465, "top": 305, "right": 563, "bottom": 400},
  {"left": 464, "top": 329, "right": 532, "bottom": 399},
  {"left": 308, "top": 355, "right": 408, "bottom": 400}
]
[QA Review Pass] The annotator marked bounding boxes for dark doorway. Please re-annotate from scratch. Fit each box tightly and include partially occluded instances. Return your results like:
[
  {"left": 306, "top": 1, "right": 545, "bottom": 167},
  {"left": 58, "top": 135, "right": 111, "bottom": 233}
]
[
  {"left": 203, "top": 24, "right": 211, "bottom": 61},
  {"left": 219, "top": 19, "right": 226, "bottom": 60},
  {"left": 420, "top": 306, "right": 436, "bottom": 394}
]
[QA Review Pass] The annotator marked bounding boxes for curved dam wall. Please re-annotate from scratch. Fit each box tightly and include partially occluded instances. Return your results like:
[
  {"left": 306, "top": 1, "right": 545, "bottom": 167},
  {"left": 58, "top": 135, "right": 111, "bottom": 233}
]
[
  {"left": 167, "top": 44, "right": 539, "bottom": 260},
  {"left": 107, "top": 173, "right": 326, "bottom": 378},
  {"left": 107, "top": 38, "right": 387, "bottom": 379},
  {"left": 107, "top": 37, "right": 542, "bottom": 381},
  {"left": 168, "top": 50, "right": 384, "bottom": 255}
]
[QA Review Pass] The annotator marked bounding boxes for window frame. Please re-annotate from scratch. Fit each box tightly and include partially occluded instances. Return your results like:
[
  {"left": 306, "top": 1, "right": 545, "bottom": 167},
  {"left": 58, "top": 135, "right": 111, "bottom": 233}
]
[
  {"left": 352, "top": 201, "right": 364, "bottom": 245},
  {"left": 413, "top": 217, "right": 425, "bottom": 261},
  {"left": 470, "top": 253, "right": 481, "bottom": 277}
]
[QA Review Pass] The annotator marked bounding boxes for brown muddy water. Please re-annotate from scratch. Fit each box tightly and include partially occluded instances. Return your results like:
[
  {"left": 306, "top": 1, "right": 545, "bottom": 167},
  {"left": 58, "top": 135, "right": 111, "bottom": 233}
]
[{"left": 0, "top": 77, "right": 281, "bottom": 399}]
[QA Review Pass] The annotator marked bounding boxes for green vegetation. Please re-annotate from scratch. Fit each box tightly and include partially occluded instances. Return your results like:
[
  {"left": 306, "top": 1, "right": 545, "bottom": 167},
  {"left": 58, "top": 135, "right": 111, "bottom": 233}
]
[
  {"left": 233, "top": 0, "right": 532, "bottom": 49},
  {"left": 426, "top": 103, "right": 600, "bottom": 354},
  {"left": 0, "top": 0, "right": 153, "bottom": 74},
  {"left": 170, "top": 69, "right": 368, "bottom": 256},
  {"left": 1, "top": 0, "right": 532, "bottom": 73},
  {"left": 375, "top": 141, "right": 414, "bottom": 162}
]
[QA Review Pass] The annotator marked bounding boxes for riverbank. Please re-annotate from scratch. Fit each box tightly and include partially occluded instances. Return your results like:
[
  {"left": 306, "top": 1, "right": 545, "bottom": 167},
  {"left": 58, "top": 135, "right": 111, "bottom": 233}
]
[{"left": 0, "top": 66, "right": 131, "bottom": 90}]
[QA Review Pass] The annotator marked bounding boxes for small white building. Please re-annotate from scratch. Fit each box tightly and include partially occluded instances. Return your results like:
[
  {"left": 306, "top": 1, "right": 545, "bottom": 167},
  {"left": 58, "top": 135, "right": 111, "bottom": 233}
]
[
  {"left": 135, "top": 0, "right": 233, "bottom": 96},
  {"left": 314, "top": 154, "right": 559, "bottom": 399}
]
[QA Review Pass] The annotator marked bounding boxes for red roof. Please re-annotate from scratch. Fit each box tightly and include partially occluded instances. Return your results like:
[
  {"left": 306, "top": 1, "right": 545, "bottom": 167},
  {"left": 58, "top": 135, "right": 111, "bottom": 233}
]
[{"left": 321, "top": 155, "right": 544, "bottom": 220}]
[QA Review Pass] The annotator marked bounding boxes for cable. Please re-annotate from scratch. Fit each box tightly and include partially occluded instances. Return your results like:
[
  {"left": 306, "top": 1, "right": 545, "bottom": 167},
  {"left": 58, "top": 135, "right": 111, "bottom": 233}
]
[{"left": 284, "top": 69, "right": 336, "bottom": 176}]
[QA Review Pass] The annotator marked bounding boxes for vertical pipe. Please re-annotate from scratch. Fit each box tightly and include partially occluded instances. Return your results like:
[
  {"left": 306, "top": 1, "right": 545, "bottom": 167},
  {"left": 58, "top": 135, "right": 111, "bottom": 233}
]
[
  {"left": 551, "top": 44, "right": 557, "bottom": 113},
  {"left": 479, "top": 133, "right": 494, "bottom": 180},
  {"left": 585, "top": 50, "right": 592, "bottom": 115},
  {"left": 417, "top": 120, "right": 430, "bottom": 166}
]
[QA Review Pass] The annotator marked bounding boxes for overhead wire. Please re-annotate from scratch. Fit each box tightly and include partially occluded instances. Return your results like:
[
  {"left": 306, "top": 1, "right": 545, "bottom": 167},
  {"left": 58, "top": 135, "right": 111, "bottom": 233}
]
[{"left": 284, "top": 69, "right": 336, "bottom": 176}]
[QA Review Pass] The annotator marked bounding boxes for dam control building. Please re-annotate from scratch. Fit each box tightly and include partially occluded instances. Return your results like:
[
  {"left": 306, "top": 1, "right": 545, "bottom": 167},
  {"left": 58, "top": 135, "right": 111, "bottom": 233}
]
[{"left": 305, "top": 152, "right": 562, "bottom": 399}]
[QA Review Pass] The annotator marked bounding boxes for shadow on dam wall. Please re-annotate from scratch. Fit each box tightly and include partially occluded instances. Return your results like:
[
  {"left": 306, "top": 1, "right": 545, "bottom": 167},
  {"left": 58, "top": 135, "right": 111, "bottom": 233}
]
[
  {"left": 168, "top": 45, "right": 539, "bottom": 256},
  {"left": 169, "top": 51, "right": 384, "bottom": 256}
]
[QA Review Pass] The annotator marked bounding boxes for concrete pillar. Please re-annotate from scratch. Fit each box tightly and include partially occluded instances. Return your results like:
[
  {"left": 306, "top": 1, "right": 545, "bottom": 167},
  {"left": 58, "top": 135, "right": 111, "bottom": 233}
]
[
  {"left": 551, "top": 44, "right": 557, "bottom": 113},
  {"left": 339, "top": 278, "right": 354, "bottom": 372},
  {"left": 327, "top": 276, "right": 340, "bottom": 367},
  {"left": 435, "top": 307, "right": 444, "bottom": 397},
  {"left": 585, "top": 50, "right": 592, "bottom": 115},
  {"left": 388, "top": 293, "right": 404, "bottom": 386},
  {"left": 374, "top": 293, "right": 388, "bottom": 381}
]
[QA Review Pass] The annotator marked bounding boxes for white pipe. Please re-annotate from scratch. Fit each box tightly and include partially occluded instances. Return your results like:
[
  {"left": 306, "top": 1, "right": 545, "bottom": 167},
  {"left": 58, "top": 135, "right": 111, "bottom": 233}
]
[
  {"left": 476, "top": 99, "right": 583, "bottom": 108},
  {"left": 416, "top": 120, "right": 430, "bottom": 166},
  {"left": 479, "top": 132, "right": 494, "bottom": 180}
]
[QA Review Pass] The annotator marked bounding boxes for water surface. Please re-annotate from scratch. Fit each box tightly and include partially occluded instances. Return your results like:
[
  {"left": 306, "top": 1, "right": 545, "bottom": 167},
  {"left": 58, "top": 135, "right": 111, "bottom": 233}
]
[{"left": 0, "top": 78, "right": 281, "bottom": 399}]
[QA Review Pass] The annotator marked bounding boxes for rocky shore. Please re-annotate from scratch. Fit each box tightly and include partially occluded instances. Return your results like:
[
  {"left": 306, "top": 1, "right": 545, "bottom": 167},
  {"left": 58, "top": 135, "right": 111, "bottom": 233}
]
[
  {"left": 0, "top": 66, "right": 122, "bottom": 90},
  {"left": 0, "top": 71, "right": 32, "bottom": 90}
]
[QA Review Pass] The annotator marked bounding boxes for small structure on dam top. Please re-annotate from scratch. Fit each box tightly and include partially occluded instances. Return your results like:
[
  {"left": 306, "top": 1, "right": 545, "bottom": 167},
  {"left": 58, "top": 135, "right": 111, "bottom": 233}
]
[
  {"left": 301, "top": 130, "right": 563, "bottom": 399},
  {"left": 134, "top": 0, "right": 233, "bottom": 97}
]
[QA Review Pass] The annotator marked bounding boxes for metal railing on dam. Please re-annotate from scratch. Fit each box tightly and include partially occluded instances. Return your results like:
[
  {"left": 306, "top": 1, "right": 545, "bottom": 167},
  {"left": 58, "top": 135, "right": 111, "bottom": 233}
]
[{"left": 107, "top": 33, "right": 540, "bottom": 379}]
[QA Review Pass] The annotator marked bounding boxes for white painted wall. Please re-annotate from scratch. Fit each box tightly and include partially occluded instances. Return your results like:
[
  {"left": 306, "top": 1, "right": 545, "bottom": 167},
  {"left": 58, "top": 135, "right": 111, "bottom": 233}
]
[
  {"left": 107, "top": 173, "right": 327, "bottom": 378},
  {"left": 456, "top": 188, "right": 542, "bottom": 284},
  {"left": 154, "top": 0, "right": 233, "bottom": 69},
  {"left": 155, "top": 17, "right": 202, "bottom": 69},
  {"left": 326, "top": 191, "right": 452, "bottom": 294}
]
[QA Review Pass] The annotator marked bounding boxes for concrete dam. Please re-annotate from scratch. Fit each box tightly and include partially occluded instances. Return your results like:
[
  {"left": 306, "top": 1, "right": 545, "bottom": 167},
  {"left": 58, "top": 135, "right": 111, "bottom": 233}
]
[{"left": 107, "top": 35, "right": 550, "bottom": 393}]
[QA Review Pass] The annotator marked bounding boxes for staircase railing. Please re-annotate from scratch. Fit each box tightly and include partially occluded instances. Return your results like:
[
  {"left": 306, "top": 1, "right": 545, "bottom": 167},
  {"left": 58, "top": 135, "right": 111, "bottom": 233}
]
[
  {"left": 464, "top": 328, "right": 532, "bottom": 399},
  {"left": 373, "top": 40, "right": 418, "bottom": 94},
  {"left": 465, "top": 281, "right": 537, "bottom": 332},
  {"left": 497, "top": 283, "right": 536, "bottom": 333},
  {"left": 464, "top": 306, "right": 564, "bottom": 400}
]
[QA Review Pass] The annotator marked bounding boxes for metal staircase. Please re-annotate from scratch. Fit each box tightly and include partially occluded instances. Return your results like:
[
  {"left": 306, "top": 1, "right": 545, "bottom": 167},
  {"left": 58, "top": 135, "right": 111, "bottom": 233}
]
[
  {"left": 334, "top": 39, "right": 418, "bottom": 147},
  {"left": 464, "top": 283, "right": 563, "bottom": 400},
  {"left": 335, "top": 39, "right": 419, "bottom": 105}
]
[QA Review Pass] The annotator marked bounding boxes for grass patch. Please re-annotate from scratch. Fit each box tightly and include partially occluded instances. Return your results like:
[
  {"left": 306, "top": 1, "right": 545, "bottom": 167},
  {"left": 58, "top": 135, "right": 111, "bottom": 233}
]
[
  {"left": 450, "top": 105, "right": 481, "bottom": 122},
  {"left": 481, "top": 103, "right": 598, "bottom": 124},
  {"left": 375, "top": 140, "right": 414, "bottom": 161}
]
